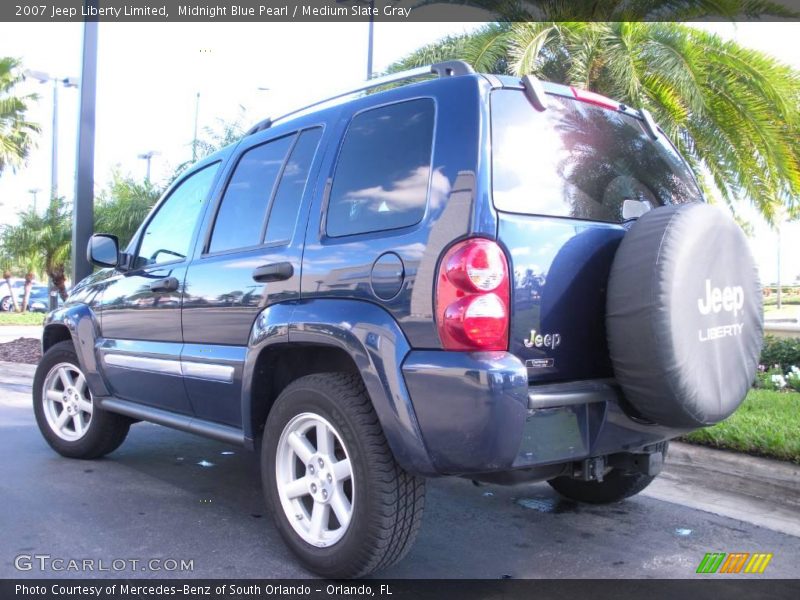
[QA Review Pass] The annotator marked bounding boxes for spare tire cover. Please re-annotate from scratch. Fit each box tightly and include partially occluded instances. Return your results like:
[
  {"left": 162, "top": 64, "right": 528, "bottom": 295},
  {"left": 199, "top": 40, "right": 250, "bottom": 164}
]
[{"left": 606, "top": 203, "right": 762, "bottom": 428}]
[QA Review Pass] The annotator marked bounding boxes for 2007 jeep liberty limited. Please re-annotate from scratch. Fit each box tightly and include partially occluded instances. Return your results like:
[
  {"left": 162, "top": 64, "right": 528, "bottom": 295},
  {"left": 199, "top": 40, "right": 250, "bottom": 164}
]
[{"left": 33, "top": 62, "right": 763, "bottom": 577}]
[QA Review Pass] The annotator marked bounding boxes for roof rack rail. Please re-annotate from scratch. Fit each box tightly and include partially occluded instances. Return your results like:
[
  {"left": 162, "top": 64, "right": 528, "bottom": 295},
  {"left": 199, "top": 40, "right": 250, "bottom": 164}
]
[{"left": 246, "top": 60, "right": 475, "bottom": 136}]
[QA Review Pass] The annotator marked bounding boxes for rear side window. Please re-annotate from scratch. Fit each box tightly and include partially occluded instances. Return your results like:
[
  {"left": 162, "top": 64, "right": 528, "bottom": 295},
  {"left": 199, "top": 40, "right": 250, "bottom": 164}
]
[
  {"left": 326, "top": 98, "right": 435, "bottom": 237},
  {"left": 491, "top": 90, "right": 702, "bottom": 222},
  {"left": 209, "top": 134, "right": 295, "bottom": 253},
  {"left": 265, "top": 128, "right": 323, "bottom": 243}
]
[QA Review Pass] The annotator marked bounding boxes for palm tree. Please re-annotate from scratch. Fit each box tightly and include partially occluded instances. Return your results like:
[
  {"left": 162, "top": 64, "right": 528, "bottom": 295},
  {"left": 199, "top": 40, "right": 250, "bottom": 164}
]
[
  {"left": 0, "top": 57, "right": 39, "bottom": 175},
  {"left": 21, "top": 269, "right": 35, "bottom": 312},
  {"left": 0, "top": 197, "right": 72, "bottom": 301},
  {"left": 94, "top": 170, "right": 161, "bottom": 248},
  {"left": 391, "top": 18, "right": 800, "bottom": 224}
]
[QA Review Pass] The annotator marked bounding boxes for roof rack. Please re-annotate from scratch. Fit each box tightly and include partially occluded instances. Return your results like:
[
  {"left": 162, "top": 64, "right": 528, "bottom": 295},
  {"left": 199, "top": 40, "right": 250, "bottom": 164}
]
[{"left": 245, "top": 60, "right": 475, "bottom": 136}]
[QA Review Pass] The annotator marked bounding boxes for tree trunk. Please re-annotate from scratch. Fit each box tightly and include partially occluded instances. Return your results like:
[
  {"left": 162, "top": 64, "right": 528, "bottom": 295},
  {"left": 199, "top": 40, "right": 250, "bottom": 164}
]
[
  {"left": 49, "top": 269, "right": 69, "bottom": 302},
  {"left": 2, "top": 271, "right": 20, "bottom": 312},
  {"left": 21, "top": 272, "right": 34, "bottom": 312}
]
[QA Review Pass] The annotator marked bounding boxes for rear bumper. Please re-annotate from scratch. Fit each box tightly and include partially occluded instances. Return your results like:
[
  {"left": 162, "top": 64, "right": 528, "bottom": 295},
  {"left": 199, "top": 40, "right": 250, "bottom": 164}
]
[{"left": 402, "top": 350, "right": 686, "bottom": 476}]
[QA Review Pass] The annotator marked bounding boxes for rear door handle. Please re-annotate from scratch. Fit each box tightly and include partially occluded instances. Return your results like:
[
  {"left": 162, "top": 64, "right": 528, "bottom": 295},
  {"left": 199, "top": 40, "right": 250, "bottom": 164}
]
[
  {"left": 149, "top": 277, "right": 179, "bottom": 292},
  {"left": 252, "top": 262, "right": 294, "bottom": 283}
]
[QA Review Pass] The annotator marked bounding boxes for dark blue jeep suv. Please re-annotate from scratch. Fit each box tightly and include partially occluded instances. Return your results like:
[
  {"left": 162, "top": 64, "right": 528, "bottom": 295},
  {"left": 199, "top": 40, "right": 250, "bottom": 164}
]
[{"left": 33, "top": 61, "right": 763, "bottom": 577}]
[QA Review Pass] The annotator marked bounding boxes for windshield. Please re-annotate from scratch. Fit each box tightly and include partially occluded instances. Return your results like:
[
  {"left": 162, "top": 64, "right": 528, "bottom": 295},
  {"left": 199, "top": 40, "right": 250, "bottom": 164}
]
[{"left": 490, "top": 89, "right": 702, "bottom": 222}]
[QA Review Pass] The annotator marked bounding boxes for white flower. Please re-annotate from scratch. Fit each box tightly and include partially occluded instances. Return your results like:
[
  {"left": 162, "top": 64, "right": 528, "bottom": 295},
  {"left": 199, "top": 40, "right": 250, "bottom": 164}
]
[{"left": 771, "top": 374, "right": 787, "bottom": 388}]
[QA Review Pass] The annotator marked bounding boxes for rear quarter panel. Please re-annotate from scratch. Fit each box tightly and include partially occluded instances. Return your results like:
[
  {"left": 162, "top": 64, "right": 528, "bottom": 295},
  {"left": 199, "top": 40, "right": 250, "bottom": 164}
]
[{"left": 300, "top": 75, "right": 491, "bottom": 349}]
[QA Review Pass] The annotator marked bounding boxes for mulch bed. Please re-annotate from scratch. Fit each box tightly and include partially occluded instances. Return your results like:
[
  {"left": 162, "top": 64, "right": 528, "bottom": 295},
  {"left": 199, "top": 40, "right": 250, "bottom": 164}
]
[{"left": 0, "top": 338, "right": 42, "bottom": 364}]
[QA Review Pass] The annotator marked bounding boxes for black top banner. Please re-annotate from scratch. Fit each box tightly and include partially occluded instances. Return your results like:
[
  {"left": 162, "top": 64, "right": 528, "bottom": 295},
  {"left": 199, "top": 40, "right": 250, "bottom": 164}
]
[
  {"left": 3, "top": 0, "right": 800, "bottom": 22},
  {"left": 2, "top": 579, "right": 800, "bottom": 600}
]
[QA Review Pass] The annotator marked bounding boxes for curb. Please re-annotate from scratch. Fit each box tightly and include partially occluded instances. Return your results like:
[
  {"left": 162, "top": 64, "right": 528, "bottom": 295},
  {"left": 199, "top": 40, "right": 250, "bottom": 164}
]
[
  {"left": 669, "top": 441, "right": 800, "bottom": 494},
  {"left": 645, "top": 441, "right": 800, "bottom": 538}
]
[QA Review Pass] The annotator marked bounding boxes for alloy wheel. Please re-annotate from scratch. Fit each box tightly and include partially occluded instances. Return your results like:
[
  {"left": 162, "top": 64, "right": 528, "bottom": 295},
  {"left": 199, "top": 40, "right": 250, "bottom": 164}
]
[
  {"left": 42, "top": 362, "right": 93, "bottom": 441},
  {"left": 275, "top": 412, "right": 354, "bottom": 548}
]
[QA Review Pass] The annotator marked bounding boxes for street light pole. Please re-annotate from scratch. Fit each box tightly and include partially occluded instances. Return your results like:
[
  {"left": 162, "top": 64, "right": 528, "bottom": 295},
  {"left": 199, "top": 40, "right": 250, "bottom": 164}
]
[
  {"left": 137, "top": 151, "right": 160, "bottom": 184},
  {"left": 72, "top": 5, "right": 98, "bottom": 290},
  {"left": 24, "top": 71, "right": 79, "bottom": 202},
  {"left": 336, "top": 0, "right": 375, "bottom": 79},
  {"left": 51, "top": 80, "right": 58, "bottom": 200},
  {"left": 28, "top": 188, "right": 40, "bottom": 213},
  {"left": 367, "top": 0, "right": 374, "bottom": 79},
  {"left": 777, "top": 222, "right": 782, "bottom": 311},
  {"left": 192, "top": 92, "right": 200, "bottom": 161}
]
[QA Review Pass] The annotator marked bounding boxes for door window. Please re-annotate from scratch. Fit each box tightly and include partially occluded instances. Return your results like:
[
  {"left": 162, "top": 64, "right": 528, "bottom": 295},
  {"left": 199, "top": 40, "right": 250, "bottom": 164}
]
[
  {"left": 136, "top": 163, "right": 219, "bottom": 266},
  {"left": 209, "top": 134, "right": 295, "bottom": 253},
  {"left": 264, "top": 128, "right": 323, "bottom": 244}
]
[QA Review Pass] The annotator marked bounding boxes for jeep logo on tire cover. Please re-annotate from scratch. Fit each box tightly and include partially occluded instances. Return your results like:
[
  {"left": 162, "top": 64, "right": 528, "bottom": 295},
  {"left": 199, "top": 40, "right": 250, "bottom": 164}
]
[{"left": 697, "top": 279, "right": 745, "bottom": 342}]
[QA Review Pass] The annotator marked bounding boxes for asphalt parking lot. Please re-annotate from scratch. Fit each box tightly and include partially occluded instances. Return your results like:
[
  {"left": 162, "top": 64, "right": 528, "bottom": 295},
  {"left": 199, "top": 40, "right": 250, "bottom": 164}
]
[{"left": 1, "top": 362, "right": 799, "bottom": 580}]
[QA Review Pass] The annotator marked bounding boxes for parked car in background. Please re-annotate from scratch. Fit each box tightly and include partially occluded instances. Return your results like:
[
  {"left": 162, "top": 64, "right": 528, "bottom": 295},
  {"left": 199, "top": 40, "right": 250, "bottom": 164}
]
[
  {"left": 1, "top": 280, "right": 61, "bottom": 312},
  {"left": 26, "top": 285, "right": 60, "bottom": 312},
  {"left": 1, "top": 278, "right": 25, "bottom": 312}
]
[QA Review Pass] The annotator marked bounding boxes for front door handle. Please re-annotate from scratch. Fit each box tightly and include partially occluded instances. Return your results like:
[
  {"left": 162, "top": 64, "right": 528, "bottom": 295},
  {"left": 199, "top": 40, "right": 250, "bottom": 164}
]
[
  {"left": 149, "top": 277, "right": 179, "bottom": 292},
  {"left": 252, "top": 262, "right": 294, "bottom": 283}
]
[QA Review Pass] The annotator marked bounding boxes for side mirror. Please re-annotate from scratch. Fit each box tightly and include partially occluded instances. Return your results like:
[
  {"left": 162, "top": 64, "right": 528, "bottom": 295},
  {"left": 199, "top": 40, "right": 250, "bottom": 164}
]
[{"left": 87, "top": 234, "right": 120, "bottom": 268}]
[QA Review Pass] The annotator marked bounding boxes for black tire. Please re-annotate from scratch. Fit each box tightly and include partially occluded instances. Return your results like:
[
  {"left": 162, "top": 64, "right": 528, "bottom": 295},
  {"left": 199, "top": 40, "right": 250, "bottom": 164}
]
[
  {"left": 547, "top": 445, "right": 668, "bottom": 504},
  {"left": 33, "top": 340, "right": 131, "bottom": 459},
  {"left": 0, "top": 296, "right": 12, "bottom": 312},
  {"left": 262, "top": 372, "right": 425, "bottom": 578}
]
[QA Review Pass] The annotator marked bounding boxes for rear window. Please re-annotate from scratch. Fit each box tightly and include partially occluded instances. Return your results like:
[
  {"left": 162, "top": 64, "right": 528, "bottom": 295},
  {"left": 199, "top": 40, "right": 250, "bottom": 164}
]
[{"left": 491, "top": 90, "right": 702, "bottom": 222}]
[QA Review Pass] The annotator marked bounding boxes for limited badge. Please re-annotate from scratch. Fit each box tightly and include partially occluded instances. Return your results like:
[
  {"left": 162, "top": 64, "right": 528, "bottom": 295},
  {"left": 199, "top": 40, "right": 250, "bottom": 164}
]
[{"left": 526, "top": 358, "right": 555, "bottom": 369}]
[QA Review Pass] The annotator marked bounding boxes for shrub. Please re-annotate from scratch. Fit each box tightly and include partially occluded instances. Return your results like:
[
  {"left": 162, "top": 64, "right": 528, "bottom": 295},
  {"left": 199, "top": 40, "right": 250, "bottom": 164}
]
[
  {"left": 760, "top": 336, "right": 800, "bottom": 373},
  {"left": 755, "top": 366, "right": 787, "bottom": 391},
  {"left": 788, "top": 366, "right": 800, "bottom": 393}
]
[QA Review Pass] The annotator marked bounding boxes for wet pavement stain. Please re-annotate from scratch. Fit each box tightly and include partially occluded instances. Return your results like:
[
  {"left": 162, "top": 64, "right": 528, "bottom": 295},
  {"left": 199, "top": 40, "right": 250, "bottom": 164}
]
[{"left": 516, "top": 497, "right": 580, "bottom": 514}]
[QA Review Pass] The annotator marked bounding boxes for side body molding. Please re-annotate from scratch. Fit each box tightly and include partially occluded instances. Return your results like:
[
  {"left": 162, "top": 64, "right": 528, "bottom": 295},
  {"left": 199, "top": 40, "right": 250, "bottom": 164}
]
[
  {"left": 43, "top": 303, "right": 111, "bottom": 397},
  {"left": 244, "top": 299, "right": 436, "bottom": 476}
]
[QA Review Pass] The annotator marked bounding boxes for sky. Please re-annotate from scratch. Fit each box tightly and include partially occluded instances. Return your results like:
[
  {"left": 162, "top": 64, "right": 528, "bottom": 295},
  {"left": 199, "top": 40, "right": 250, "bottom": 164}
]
[{"left": 0, "top": 20, "right": 798, "bottom": 285}]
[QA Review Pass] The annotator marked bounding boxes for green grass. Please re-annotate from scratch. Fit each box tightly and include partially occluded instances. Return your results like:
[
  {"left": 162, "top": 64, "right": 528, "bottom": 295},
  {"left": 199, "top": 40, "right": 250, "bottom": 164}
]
[
  {"left": 0, "top": 312, "right": 46, "bottom": 326},
  {"left": 681, "top": 389, "right": 800, "bottom": 464},
  {"left": 763, "top": 297, "right": 800, "bottom": 307}
]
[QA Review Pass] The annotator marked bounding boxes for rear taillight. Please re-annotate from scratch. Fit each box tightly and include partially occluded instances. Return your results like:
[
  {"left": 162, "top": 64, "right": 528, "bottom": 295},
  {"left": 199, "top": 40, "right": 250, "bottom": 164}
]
[{"left": 436, "top": 239, "right": 510, "bottom": 351}]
